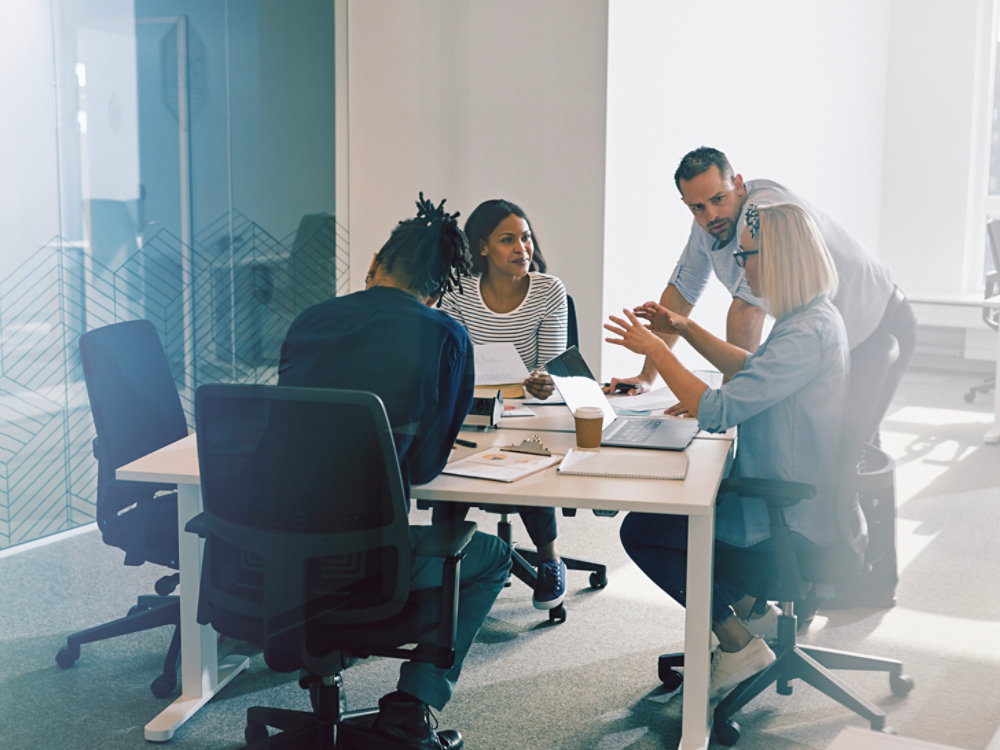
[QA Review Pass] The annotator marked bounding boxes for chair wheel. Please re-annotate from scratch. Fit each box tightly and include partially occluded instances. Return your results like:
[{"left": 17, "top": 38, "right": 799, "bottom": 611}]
[
  {"left": 548, "top": 604, "right": 567, "bottom": 624},
  {"left": 713, "top": 718, "right": 741, "bottom": 746},
  {"left": 890, "top": 672, "right": 915, "bottom": 696},
  {"left": 589, "top": 570, "right": 608, "bottom": 588},
  {"left": 245, "top": 721, "right": 270, "bottom": 743},
  {"left": 150, "top": 672, "right": 176, "bottom": 698},
  {"left": 55, "top": 646, "right": 79, "bottom": 669},
  {"left": 658, "top": 663, "right": 683, "bottom": 692},
  {"left": 154, "top": 577, "right": 177, "bottom": 596}
]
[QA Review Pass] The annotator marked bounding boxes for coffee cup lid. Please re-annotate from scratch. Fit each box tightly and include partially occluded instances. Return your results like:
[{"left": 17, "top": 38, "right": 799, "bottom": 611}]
[{"left": 574, "top": 406, "right": 604, "bottom": 418}]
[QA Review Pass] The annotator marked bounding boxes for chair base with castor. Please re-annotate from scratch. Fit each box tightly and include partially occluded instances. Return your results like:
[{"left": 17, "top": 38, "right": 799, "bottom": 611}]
[
  {"left": 657, "top": 603, "right": 914, "bottom": 746},
  {"left": 56, "top": 573, "right": 181, "bottom": 698},
  {"left": 494, "top": 511, "right": 607, "bottom": 624},
  {"left": 239, "top": 673, "right": 403, "bottom": 750}
]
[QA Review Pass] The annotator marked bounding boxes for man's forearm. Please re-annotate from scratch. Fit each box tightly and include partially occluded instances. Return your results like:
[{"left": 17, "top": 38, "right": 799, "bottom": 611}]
[{"left": 726, "top": 298, "right": 765, "bottom": 352}]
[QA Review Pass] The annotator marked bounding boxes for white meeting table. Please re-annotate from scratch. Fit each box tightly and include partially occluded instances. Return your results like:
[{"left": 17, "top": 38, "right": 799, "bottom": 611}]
[
  {"left": 118, "top": 426, "right": 732, "bottom": 750},
  {"left": 414, "top": 427, "right": 734, "bottom": 750},
  {"left": 117, "top": 434, "right": 250, "bottom": 742},
  {"left": 498, "top": 401, "right": 735, "bottom": 442}
]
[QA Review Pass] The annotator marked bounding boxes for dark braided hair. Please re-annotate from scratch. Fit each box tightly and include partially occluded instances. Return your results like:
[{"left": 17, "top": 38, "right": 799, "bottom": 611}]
[
  {"left": 374, "top": 192, "right": 474, "bottom": 303},
  {"left": 464, "top": 199, "right": 547, "bottom": 276},
  {"left": 673, "top": 146, "right": 736, "bottom": 191}
]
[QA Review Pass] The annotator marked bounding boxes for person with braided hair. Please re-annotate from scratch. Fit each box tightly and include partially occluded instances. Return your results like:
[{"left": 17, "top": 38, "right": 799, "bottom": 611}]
[
  {"left": 278, "top": 194, "right": 511, "bottom": 750},
  {"left": 438, "top": 198, "right": 571, "bottom": 611}
]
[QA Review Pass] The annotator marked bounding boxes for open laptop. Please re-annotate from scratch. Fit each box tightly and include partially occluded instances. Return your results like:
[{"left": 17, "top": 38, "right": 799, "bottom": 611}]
[{"left": 545, "top": 346, "right": 699, "bottom": 451}]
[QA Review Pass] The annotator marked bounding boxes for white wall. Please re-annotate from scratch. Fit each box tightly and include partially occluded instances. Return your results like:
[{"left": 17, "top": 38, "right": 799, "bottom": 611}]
[
  {"left": 880, "top": 0, "right": 991, "bottom": 299},
  {"left": 603, "top": 0, "right": 893, "bottom": 379},
  {"left": 345, "top": 0, "right": 609, "bottom": 361},
  {"left": 345, "top": 0, "right": 997, "bottom": 381}
]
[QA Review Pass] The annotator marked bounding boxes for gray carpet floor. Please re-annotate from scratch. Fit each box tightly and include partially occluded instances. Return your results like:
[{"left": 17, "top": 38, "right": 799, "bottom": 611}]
[{"left": 1, "top": 365, "right": 998, "bottom": 749}]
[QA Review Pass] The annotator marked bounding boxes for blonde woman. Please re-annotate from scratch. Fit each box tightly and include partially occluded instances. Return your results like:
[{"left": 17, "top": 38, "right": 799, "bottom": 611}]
[{"left": 604, "top": 202, "right": 847, "bottom": 699}]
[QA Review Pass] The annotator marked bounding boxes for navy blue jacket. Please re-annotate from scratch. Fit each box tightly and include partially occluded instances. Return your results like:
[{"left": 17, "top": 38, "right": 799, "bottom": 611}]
[{"left": 278, "top": 286, "right": 474, "bottom": 500}]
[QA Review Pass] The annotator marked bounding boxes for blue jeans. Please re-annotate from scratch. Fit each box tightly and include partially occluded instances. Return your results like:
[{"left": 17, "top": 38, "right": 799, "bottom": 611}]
[
  {"left": 620, "top": 512, "right": 746, "bottom": 623},
  {"left": 398, "top": 527, "right": 511, "bottom": 709},
  {"left": 620, "top": 512, "right": 819, "bottom": 624}
]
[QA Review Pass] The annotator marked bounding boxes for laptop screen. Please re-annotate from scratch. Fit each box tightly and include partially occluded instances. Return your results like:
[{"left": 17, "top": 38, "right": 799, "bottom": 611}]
[{"left": 545, "top": 347, "right": 617, "bottom": 430}]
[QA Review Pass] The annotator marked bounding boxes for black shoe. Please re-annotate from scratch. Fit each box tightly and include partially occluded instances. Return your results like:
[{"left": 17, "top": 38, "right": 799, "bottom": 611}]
[{"left": 372, "top": 691, "right": 463, "bottom": 750}]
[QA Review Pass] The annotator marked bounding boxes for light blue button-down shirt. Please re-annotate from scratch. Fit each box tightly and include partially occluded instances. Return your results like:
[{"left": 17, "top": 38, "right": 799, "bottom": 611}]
[{"left": 697, "top": 296, "right": 849, "bottom": 548}]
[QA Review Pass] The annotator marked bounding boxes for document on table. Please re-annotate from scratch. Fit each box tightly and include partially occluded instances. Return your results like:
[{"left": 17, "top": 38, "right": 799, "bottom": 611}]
[
  {"left": 612, "top": 386, "right": 681, "bottom": 414},
  {"left": 502, "top": 402, "right": 537, "bottom": 417},
  {"left": 443, "top": 447, "right": 561, "bottom": 482},
  {"left": 474, "top": 343, "right": 530, "bottom": 386}
]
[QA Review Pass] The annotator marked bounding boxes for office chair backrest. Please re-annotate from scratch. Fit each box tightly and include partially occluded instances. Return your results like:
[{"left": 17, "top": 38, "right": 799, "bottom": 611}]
[
  {"left": 716, "top": 333, "right": 899, "bottom": 601},
  {"left": 79, "top": 320, "right": 188, "bottom": 524},
  {"left": 194, "top": 384, "right": 414, "bottom": 659},
  {"left": 566, "top": 293, "right": 579, "bottom": 350}
]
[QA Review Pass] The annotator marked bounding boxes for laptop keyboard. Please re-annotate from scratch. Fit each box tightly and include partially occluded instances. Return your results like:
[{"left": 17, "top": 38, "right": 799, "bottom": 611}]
[{"left": 608, "top": 418, "right": 664, "bottom": 443}]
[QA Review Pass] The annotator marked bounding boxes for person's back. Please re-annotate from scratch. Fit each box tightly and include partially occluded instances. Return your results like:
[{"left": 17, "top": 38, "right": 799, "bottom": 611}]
[
  {"left": 279, "top": 285, "right": 473, "bottom": 490},
  {"left": 272, "top": 194, "right": 508, "bottom": 750}
]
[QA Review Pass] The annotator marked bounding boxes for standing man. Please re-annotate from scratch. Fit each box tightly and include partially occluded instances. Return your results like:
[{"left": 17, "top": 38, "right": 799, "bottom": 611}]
[
  {"left": 607, "top": 146, "right": 916, "bottom": 435},
  {"left": 606, "top": 146, "right": 916, "bottom": 607},
  {"left": 278, "top": 194, "right": 511, "bottom": 750}
]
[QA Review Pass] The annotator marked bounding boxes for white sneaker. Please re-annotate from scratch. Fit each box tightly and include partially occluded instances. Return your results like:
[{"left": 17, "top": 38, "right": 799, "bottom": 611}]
[
  {"left": 743, "top": 603, "right": 779, "bottom": 642},
  {"left": 710, "top": 636, "right": 776, "bottom": 699}
]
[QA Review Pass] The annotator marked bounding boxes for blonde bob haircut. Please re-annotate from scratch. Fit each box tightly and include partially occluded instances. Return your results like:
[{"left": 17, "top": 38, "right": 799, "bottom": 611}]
[{"left": 755, "top": 202, "right": 838, "bottom": 319}]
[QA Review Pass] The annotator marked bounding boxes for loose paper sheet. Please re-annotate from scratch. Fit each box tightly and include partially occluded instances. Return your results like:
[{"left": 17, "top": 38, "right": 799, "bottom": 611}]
[{"left": 474, "top": 343, "right": 530, "bottom": 386}]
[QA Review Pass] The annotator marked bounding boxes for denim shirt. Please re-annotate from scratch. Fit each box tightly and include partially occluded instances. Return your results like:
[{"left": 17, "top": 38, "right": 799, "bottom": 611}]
[{"left": 697, "top": 296, "right": 849, "bottom": 547}]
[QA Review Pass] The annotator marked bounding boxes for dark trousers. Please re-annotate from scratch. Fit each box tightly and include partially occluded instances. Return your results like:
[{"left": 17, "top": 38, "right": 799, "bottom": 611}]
[
  {"left": 838, "top": 285, "right": 915, "bottom": 603},
  {"left": 432, "top": 502, "right": 558, "bottom": 550},
  {"left": 859, "top": 285, "right": 917, "bottom": 439}
]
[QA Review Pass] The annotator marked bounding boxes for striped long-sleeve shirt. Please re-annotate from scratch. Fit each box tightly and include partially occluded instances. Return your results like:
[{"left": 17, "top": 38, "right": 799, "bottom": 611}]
[{"left": 439, "top": 272, "right": 568, "bottom": 371}]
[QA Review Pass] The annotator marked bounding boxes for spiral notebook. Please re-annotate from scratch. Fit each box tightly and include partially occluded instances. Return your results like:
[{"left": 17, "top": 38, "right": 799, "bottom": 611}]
[{"left": 557, "top": 448, "right": 688, "bottom": 480}]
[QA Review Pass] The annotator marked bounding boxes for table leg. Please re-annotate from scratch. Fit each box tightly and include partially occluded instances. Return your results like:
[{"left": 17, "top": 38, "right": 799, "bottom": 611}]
[
  {"left": 144, "top": 483, "right": 250, "bottom": 742},
  {"left": 679, "top": 513, "right": 713, "bottom": 750},
  {"left": 986, "top": 326, "right": 1000, "bottom": 444}
]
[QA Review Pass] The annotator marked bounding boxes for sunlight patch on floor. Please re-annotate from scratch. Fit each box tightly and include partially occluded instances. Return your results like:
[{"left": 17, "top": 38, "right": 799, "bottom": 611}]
[
  {"left": 886, "top": 405, "right": 993, "bottom": 427},
  {"left": 881, "top": 403, "right": 992, "bottom": 504},
  {"left": 852, "top": 605, "right": 1000, "bottom": 662},
  {"left": 894, "top": 517, "right": 935, "bottom": 575}
]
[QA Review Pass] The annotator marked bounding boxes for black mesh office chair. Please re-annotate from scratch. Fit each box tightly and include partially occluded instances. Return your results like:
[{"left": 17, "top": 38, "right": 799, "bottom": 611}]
[
  {"left": 189, "top": 384, "right": 474, "bottom": 748},
  {"left": 965, "top": 219, "right": 1000, "bottom": 402},
  {"left": 56, "top": 320, "right": 187, "bottom": 698},
  {"left": 657, "top": 333, "right": 914, "bottom": 745}
]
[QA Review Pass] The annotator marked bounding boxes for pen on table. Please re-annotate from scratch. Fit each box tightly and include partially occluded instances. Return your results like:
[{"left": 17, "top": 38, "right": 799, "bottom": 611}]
[{"left": 454, "top": 438, "right": 478, "bottom": 448}]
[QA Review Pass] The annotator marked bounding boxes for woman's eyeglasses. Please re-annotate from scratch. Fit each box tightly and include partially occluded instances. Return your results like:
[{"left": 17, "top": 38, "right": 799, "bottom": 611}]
[{"left": 733, "top": 249, "right": 759, "bottom": 268}]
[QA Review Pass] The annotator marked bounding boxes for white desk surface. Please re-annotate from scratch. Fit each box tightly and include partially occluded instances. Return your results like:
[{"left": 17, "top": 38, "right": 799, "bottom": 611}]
[
  {"left": 827, "top": 727, "right": 966, "bottom": 750},
  {"left": 497, "top": 402, "right": 733, "bottom": 440},
  {"left": 118, "top": 432, "right": 198, "bottom": 484},
  {"left": 417, "top": 427, "right": 729, "bottom": 517}
]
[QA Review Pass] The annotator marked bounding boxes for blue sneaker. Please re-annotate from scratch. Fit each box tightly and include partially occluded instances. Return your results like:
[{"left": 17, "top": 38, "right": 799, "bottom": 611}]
[{"left": 533, "top": 559, "right": 567, "bottom": 610}]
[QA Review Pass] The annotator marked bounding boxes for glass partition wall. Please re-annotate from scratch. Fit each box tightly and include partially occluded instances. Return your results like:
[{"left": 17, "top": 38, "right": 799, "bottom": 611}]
[{"left": 0, "top": 0, "right": 343, "bottom": 547}]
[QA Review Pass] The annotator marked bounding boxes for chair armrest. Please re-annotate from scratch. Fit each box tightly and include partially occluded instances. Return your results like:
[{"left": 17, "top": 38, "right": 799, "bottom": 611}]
[
  {"left": 718, "top": 477, "right": 816, "bottom": 507},
  {"left": 412, "top": 520, "right": 477, "bottom": 558},
  {"left": 185, "top": 512, "right": 208, "bottom": 537}
]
